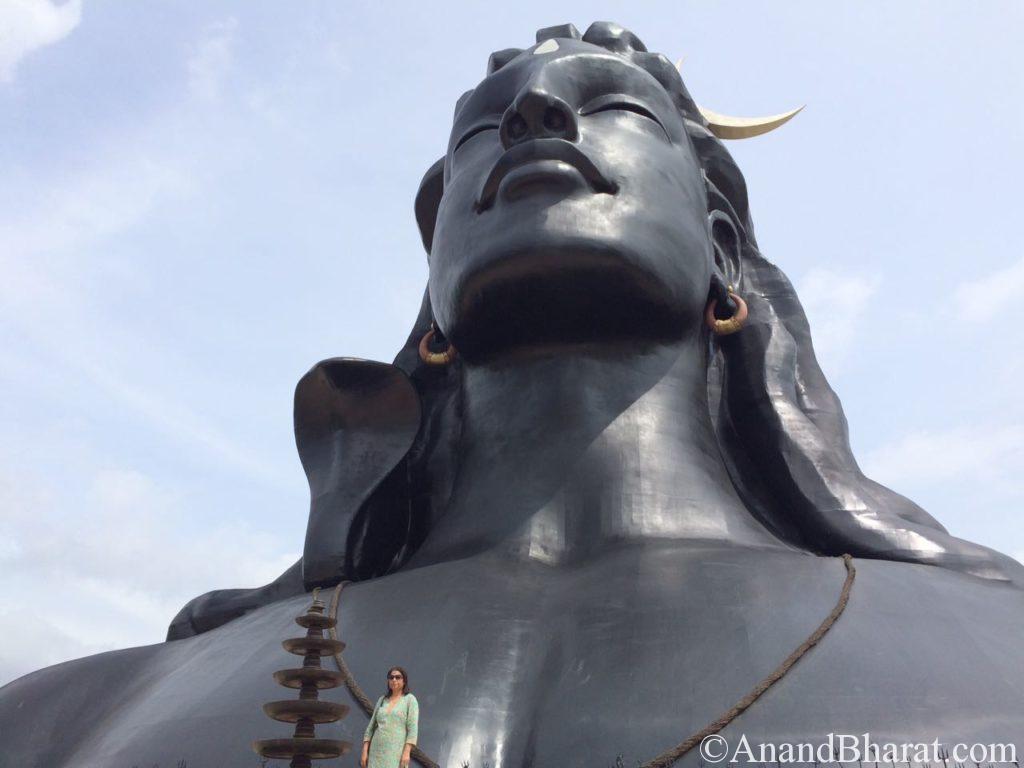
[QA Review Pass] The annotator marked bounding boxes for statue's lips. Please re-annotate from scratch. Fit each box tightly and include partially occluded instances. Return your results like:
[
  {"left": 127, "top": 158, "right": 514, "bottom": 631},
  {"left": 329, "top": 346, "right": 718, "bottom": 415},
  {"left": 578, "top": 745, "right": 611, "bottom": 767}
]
[{"left": 474, "top": 139, "right": 617, "bottom": 213}]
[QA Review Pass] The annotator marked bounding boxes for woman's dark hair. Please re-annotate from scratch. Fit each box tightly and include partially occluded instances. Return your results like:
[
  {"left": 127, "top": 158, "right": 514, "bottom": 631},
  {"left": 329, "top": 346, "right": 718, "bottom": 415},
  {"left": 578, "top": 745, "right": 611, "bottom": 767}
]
[{"left": 384, "top": 665, "right": 410, "bottom": 697}]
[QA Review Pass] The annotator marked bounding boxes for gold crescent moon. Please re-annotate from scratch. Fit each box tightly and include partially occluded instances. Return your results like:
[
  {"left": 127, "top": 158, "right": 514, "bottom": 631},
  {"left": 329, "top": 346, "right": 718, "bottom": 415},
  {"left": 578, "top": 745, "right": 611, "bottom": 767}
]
[
  {"left": 674, "top": 57, "right": 803, "bottom": 139},
  {"left": 696, "top": 104, "right": 804, "bottom": 140}
]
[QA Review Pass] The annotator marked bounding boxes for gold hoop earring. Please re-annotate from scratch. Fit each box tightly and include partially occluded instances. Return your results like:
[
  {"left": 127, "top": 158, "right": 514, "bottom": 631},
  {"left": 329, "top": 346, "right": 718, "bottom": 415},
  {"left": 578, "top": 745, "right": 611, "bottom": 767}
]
[
  {"left": 705, "top": 291, "right": 748, "bottom": 336},
  {"left": 418, "top": 324, "right": 457, "bottom": 366}
]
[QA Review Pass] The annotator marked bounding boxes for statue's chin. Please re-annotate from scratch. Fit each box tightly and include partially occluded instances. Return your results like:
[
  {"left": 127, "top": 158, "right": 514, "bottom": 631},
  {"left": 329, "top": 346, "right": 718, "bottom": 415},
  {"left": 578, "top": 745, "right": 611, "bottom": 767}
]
[{"left": 446, "top": 245, "right": 691, "bottom": 363}]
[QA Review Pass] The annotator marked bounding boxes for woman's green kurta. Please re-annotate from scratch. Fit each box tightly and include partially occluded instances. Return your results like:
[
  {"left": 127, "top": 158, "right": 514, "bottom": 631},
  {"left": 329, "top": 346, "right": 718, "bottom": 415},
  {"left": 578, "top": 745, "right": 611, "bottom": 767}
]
[{"left": 364, "top": 693, "right": 419, "bottom": 768}]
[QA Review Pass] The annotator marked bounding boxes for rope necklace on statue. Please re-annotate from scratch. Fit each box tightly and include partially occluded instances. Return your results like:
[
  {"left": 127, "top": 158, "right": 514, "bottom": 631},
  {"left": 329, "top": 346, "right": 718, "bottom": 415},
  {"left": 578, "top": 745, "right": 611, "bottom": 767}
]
[{"left": 325, "top": 553, "right": 857, "bottom": 768}]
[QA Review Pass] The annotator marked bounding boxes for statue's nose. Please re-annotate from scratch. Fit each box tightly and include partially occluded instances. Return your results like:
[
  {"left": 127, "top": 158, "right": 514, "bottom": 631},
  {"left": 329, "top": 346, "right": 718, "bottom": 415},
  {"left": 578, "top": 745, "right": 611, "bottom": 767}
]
[{"left": 499, "top": 88, "right": 578, "bottom": 149}]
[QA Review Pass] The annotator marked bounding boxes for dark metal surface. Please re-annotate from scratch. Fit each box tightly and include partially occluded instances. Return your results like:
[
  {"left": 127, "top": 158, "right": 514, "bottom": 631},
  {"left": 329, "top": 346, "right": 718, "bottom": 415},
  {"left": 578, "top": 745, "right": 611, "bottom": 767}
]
[
  {"left": 4, "top": 548, "right": 1024, "bottom": 767},
  {"left": 3, "top": 20, "right": 1023, "bottom": 768}
]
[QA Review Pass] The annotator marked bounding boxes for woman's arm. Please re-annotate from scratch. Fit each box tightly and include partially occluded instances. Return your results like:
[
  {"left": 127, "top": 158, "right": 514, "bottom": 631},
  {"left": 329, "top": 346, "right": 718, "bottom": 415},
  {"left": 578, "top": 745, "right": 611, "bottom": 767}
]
[
  {"left": 362, "top": 697, "right": 381, "bottom": 768},
  {"left": 401, "top": 694, "right": 419, "bottom": 766}
]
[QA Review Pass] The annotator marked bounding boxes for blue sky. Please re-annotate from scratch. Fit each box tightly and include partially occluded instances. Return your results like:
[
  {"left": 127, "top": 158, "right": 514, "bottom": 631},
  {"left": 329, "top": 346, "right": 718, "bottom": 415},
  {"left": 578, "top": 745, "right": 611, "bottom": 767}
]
[{"left": 1, "top": 1, "right": 1022, "bottom": 686}]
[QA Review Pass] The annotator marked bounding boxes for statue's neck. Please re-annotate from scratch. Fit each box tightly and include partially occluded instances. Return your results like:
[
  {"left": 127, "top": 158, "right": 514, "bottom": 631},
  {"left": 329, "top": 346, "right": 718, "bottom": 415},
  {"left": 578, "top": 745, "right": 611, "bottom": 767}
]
[{"left": 404, "top": 337, "right": 787, "bottom": 569}]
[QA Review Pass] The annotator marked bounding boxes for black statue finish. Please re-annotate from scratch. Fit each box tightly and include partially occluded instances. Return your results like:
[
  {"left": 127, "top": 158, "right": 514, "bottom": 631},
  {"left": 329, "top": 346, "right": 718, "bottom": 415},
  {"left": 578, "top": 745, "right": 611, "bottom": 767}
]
[{"left": 3, "top": 22, "right": 1024, "bottom": 768}]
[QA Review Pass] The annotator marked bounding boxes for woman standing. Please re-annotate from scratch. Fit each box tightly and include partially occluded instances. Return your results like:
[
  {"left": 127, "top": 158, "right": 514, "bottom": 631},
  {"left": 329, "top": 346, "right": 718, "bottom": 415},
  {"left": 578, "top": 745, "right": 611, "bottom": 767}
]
[{"left": 361, "top": 666, "right": 419, "bottom": 768}]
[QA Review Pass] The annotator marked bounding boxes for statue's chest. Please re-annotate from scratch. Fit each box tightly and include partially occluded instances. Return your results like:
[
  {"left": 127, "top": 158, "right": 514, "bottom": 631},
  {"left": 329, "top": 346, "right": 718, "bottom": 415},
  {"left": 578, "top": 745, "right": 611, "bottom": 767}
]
[
  {"left": 337, "top": 543, "right": 852, "bottom": 766},
  {"left": 333, "top": 543, "right": 1024, "bottom": 767}
]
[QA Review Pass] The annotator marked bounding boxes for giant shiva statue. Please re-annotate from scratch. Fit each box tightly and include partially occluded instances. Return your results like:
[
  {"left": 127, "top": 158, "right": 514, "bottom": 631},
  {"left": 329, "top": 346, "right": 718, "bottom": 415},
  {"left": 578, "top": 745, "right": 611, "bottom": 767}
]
[{"left": 2, "top": 22, "right": 1023, "bottom": 768}]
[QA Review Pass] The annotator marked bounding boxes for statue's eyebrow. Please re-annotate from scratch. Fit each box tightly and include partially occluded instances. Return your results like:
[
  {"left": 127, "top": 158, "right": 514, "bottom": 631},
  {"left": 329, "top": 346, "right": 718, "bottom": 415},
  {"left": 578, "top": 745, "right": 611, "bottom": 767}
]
[
  {"left": 452, "top": 118, "right": 501, "bottom": 154},
  {"left": 578, "top": 92, "right": 671, "bottom": 141}
]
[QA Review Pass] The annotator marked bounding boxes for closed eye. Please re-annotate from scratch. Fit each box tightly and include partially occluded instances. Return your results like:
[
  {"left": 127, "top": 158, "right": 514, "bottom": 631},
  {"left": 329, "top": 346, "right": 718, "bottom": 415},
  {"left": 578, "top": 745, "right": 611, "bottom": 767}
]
[
  {"left": 453, "top": 123, "right": 499, "bottom": 153},
  {"left": 579, "top": 94, "right": 669, "bottom": 139}
]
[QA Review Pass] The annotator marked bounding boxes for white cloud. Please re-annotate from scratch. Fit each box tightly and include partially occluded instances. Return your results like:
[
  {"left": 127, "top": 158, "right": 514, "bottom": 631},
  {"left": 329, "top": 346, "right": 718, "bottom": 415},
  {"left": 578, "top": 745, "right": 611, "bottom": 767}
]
[
  {"left": 76, "top": 354, "right": 297, "bottom": 488},
  {"left": 862, "top": 423, "right": 1024, "bottom": 489},
  {"left": 0, "top": 61, "right": 294, "bottom": 491},
  {"left": 187, "top": 17, "right": 237, "bottom": 103},
  {"left": 2, "top": 467, "right": 297, "bottom": 600},
  {"left": 0, "top": 164, "right": 293, "bottom": 490},
  {"left": 796, "top": 267, "right": 879, "bottom": 375},
  {"left": 0, "top": 467, "right": 299, "bottom": 687},
  {"left": 0, "top": 154, "right": 191, "bottom": 267},
  {"left": 955, "top": 256, "right": 1024, "bottom": 323},
  {"left": 0, "top": 0, "right": 82, "bottom": 83}
]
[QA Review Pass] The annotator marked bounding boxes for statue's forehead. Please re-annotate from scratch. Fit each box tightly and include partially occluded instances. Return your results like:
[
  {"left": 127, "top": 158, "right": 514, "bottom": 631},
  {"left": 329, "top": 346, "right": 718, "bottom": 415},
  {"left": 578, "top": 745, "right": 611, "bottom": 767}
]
[{"left": 452, "top": 40, "right": 669, "bottom": 124}]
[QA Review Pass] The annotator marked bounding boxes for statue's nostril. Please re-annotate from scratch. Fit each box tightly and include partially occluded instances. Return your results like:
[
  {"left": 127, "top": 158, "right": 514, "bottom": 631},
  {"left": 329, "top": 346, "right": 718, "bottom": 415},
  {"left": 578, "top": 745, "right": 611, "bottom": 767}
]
[
  {"left": 508, "top": 114, "right": 528, "bottom": 140},
  {"left": 543, "top": 107, "right": 566, "bottom": 133}
]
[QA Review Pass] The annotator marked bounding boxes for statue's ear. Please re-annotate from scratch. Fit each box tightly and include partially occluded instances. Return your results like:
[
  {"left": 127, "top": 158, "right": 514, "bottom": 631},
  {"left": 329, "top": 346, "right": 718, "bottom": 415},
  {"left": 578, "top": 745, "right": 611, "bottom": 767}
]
[
  {"left": 708, "top": 209, "right": 744, "bottom": 291},
  {"left": 294, "top": 358, "right": 422, "bottom": 589},
  {"left": 414, "top": 157, "right": 445, "bottom": 254}
]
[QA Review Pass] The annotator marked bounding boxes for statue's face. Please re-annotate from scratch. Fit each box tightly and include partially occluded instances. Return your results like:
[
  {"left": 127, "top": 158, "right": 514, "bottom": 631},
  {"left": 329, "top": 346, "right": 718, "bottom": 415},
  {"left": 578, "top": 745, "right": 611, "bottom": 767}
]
[{"left": 428, "top": 39, "right": 713, "bottom": 361}]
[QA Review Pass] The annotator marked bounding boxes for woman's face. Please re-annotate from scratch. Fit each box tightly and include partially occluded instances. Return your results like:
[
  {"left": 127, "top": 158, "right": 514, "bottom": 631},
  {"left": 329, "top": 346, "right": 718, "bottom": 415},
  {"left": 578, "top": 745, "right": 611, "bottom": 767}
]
[
  {"left": 388, "top": 669, "right": 404, "bottom": 692},
  {"left": 427, "top": 39, "right": 714, "bottom": 361}
]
